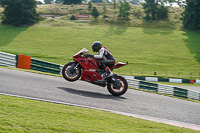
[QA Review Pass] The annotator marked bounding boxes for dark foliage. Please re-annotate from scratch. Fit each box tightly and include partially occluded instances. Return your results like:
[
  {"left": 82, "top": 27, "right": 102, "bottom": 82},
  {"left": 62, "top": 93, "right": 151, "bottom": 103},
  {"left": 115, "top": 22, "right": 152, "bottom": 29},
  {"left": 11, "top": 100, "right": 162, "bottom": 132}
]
[
  {"left": 91, "top": 6, "right": 99, "bottom": 18},
  {"left": 182, "top": 0, "right": 200, "bottom": 30},
  {"left": 88, "top": 1, "right": 92, "bottom": 11},
  {"left": 70, "top": 14, "right": 76, "bottom": 20},
  {"left": 118, "top": 0, "right": 131, "bottom": 20},
  {"left": 44, "top": 0, "right": 53, "bottom": 4},
  {"left": 63, "top": 0, "right": 82, "bottom": 5},
  {"left": 91, "top": 0, "right": 103, "bottom": 3},
  {"left": 157, "top": 4, "right": 168, "bottom": 20},
  {"left": 55, "top": 0, "right": 63, "bottom": 4},
  {"left": 0, "top": 0, "right": 39, "bottom": 26},
  {"left": 142, "top": 0, "right": 169, "bottom": 20}
]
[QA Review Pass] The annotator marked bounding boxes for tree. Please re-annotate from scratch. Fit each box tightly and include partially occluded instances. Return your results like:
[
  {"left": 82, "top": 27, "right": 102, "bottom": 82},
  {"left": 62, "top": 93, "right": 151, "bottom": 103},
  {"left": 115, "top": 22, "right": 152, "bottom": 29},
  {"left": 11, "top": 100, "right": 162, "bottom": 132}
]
[
  {"left": 157, "top": 4, "right": 168, "bottom": 20},
  {"left": 142, "top": 0, "right": 169, "bottom": 20},
  {"left": 176, "top": 0, "right": 186, "bottom": 7},
  {"left": 102, "top": 0, "right": 107, "bottom": 12},
  {"left": 182, "top": 0, "right": 200, "bottom": 30},
  {"left": 91, "top": 6, "right": 99, "bottom": 18},
  {"left": 142, "top": 0, "right": 158, "bottom": 20},
  {"left": 70, "top": 14, "right": 76, "bottom": 20},
  {"left": 88, "top": 1, "right": 93, "bottom": 11},
  {"left": 0, "top": 0, "right": 39, "bottom": 26},
  {"left": 133, "top": 8, "right": 144, "bottom": 19},
  {"left": 37, "top": 1, "right": 43, "bottom": 4},
  {"left": 44, "top": 0, "right": 53, "bottom": 4},
  {"left": 55, "top": 0, "right": 63, "bottom": 4},
  {"left": 118, "top": 0, "right": 131, "bottom": 20},
  {"left": 63, "top": 0, "right": 82, "bottom": 4},
  {"left": 112, "top": 0, "right": 118, "bottom": 19},
  {"left": 130, "top": 0, "right": 140, "bottom": 5},
  {"left": 91, "top": 0, "right": 103, "bottom": 3}
]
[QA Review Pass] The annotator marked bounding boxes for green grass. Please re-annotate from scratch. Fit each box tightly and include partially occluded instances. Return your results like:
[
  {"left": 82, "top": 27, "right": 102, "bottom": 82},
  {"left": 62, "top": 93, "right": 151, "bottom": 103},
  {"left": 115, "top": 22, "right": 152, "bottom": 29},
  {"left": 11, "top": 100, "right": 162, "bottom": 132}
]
[
  {"left": 1, "top": 3, "right": 196, "bottom": 78},
  {"left": 35, "top": 4, "right": 183, "bottom": 29},
  {"left": 0, "top": 4, "right": 200, "bottom": 133},
  {"left": 0, "top": 95, "right": 199, "bottom": 133},
  {"left": 0, "top": 19, "right": 200, "bottom": 78}
]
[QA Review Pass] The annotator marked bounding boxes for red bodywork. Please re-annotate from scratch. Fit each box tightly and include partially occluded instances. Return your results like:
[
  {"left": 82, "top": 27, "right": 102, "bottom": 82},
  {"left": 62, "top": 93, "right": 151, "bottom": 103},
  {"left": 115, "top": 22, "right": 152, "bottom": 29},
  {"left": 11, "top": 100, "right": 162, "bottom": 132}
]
[{"left": 73, "top": 51, "right": 128, "bottom": 83}]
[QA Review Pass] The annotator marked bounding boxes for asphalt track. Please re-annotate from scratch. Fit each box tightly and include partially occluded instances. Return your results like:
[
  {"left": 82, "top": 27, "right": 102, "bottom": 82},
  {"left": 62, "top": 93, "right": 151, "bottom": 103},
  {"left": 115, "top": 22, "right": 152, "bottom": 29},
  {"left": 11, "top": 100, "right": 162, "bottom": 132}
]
[{"left": 0, "top": 68, "right": 200, "bottom": 131}]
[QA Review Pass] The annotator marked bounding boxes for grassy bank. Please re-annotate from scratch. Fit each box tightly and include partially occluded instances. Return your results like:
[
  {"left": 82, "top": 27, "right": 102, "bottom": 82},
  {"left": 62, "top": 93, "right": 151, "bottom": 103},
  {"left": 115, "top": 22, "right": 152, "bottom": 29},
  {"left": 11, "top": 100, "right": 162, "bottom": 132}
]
[
  {"left": 0, "top": 95, "right": 199, "bottom": 133},
  {"left": 0, "top": 19, "right": 200, "bottom": 78},
  {"left": 1, "top": 3, "right": 183, "bottom": 29},
  {"left": 36, "top": 4, "right": 183, "bottom": 29}
]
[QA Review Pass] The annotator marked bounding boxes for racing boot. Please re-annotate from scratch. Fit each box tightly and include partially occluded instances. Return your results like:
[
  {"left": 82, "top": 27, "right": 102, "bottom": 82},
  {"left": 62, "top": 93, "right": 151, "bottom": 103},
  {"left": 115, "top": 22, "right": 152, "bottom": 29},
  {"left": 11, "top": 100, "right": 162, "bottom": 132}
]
[{"left": 104, "top": 66, "right": 113, "bottom": 78}]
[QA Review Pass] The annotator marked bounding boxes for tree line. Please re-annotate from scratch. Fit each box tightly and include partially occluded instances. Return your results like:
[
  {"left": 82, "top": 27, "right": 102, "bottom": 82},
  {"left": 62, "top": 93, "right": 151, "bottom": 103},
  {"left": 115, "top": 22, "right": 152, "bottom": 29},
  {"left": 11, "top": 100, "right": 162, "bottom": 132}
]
[{"left": 0, "top": 0, "right": 199, "bottom": 30}]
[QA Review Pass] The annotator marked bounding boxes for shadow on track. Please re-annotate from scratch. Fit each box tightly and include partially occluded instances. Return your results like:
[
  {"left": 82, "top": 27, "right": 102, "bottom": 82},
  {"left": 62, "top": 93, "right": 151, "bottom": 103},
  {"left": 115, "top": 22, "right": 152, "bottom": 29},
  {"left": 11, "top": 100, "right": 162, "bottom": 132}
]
[{"left": 57, "top": 87, "right": 127, "bottom": 100}]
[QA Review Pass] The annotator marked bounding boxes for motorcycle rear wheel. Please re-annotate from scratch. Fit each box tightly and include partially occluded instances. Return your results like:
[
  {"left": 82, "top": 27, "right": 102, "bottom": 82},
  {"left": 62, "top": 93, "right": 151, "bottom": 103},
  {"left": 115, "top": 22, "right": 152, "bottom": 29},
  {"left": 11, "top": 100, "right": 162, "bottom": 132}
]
[
  {"left": 62, "top": 62, "right": 82, "bottom": 82},
  {"left": 107, "top": 76, "right": 128, "bottom": 96}
]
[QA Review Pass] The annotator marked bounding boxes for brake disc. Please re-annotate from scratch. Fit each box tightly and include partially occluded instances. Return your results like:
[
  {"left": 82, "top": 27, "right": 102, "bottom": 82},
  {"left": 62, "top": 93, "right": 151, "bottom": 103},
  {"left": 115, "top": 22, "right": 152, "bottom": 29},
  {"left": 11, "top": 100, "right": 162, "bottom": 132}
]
[
  {"left": 113, "top": 79, "right": 122, "bottom": 89},
  {"left": 66, "top": 67, "right": 78, "bottom": 77}
]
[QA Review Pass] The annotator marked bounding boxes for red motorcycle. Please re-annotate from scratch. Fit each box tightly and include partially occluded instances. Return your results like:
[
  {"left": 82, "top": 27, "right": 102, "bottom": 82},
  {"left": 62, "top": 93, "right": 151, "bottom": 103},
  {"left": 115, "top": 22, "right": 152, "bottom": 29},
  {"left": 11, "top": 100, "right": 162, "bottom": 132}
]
[{"left": 62, "top": 48, "right": 128, "bottom": 96}]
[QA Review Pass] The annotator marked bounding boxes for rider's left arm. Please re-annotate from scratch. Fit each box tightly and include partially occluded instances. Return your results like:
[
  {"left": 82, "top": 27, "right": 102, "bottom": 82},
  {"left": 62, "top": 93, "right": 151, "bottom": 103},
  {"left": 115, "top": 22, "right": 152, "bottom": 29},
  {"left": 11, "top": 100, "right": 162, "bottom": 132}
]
[{"left": 94, "top": 48, "right": 104, "bottom": 59}]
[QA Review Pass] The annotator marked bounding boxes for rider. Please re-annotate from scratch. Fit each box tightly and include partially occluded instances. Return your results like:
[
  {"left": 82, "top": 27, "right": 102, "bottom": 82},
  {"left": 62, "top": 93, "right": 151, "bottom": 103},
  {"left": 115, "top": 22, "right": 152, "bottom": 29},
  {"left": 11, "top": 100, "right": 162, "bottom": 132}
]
[{"left": 87, "top": 41, "right": 115, "bottom": 78}]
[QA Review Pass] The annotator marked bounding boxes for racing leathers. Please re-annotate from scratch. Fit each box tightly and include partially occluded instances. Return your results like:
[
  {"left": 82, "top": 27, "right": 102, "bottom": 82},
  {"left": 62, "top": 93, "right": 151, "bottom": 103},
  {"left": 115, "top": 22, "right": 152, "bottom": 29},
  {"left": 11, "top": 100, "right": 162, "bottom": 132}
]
[{"left": 93, "top": 46, "right": 115, "bottom": 78}]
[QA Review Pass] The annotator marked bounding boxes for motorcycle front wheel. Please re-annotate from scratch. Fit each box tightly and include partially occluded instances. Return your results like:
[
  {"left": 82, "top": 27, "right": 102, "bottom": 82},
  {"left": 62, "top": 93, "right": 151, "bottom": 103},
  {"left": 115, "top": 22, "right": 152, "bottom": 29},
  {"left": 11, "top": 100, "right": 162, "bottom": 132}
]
[
  {"left": 107, "top": 76, "right": 128, "bottom": 96},
  {"left": 62, "top": 62, "right": 82, "bottom": 82}
]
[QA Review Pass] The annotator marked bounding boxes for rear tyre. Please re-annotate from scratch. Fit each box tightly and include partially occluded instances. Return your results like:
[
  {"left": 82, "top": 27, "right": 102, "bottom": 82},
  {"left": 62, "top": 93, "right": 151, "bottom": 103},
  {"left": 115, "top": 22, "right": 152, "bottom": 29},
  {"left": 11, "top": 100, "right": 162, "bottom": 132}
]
[
  {"left": 62, "top": 62, "right": 82, "bottom": 82},
  {"left": 107, "top": 76, "right": 128, "bottom": 96}
]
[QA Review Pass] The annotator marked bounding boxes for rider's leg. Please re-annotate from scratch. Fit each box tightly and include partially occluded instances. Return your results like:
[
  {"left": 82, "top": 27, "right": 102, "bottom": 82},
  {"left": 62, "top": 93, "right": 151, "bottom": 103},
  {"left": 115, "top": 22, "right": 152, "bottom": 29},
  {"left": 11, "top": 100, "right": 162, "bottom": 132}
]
[
  {"left": 99, "top": 60, "right": 115, "bottom": 78},
  {"left": 104, "top": 66, "right": 113, "bottom": 77}
]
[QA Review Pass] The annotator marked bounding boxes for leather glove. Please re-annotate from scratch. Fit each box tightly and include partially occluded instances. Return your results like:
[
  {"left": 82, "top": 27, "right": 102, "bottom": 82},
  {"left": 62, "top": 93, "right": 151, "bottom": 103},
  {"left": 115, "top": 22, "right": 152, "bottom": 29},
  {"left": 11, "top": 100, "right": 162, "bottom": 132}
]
[
  {"left": 88, "top": 54, "right": 94, "bottom": 57},
  {"left": 85, "top": 53, "right": 94, "bottom": 58}
]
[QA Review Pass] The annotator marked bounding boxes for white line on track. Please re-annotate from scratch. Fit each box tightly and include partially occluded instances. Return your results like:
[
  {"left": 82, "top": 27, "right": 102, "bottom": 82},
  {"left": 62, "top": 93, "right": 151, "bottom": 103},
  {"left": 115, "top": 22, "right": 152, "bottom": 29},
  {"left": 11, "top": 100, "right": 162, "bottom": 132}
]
[{"left": 1, "top": 92, "right": 200, "bottom": 131}]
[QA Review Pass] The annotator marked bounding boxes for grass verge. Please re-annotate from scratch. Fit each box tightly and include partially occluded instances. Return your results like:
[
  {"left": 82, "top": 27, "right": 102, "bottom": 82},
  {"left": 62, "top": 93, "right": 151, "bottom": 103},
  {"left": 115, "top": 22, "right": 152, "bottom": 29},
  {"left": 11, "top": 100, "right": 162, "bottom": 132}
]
[
  {"left": 0, "top": 19, "right": 200, "bottom": 79},
  {"left": 0, "top": 95, "right": 199, "bottom": 133},
  {"left": 129, "top": 86, "right": 200, "bottom": 104}
]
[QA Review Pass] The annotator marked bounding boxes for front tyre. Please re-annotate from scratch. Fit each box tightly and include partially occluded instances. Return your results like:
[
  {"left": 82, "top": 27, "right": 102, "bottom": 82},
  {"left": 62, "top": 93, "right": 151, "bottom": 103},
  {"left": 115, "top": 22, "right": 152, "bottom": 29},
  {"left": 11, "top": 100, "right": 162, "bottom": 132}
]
[
  {"left": 107, "top": 76, "right": 128, "bottom": 96},
  {"left": 62, "top": 62, "right": 82, "bottom": 82}
]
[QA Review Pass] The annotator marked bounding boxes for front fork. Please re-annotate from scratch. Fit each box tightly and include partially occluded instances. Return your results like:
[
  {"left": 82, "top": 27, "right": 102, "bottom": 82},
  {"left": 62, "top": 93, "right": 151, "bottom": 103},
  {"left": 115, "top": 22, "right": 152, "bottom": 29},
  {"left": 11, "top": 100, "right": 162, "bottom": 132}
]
[
  {"left": 107, "top": 75, "right": 122, "bottom": 89},
  {"left": 70, "top": 62, "right": 79, "bottom": 73}
]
